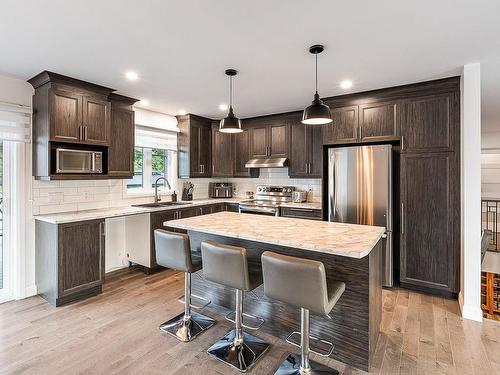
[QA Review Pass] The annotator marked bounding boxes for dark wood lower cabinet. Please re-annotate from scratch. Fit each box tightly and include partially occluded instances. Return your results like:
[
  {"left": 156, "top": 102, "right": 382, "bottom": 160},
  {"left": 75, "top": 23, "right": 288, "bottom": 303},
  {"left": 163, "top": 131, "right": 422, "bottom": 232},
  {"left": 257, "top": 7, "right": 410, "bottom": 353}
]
[
  {"left": 399, "top": 152, "right": 459, "bottom": 295},
  {"left": 36, "top": 219, "right": 105, "bottom": 306}
]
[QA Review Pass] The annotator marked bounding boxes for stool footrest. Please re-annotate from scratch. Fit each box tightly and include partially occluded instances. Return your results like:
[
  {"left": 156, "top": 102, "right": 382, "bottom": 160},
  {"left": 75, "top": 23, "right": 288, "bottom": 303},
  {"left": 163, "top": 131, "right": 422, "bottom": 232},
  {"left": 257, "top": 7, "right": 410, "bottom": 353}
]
[
  {"left": 285, "top": 331, "right": 334, "bottom": 357},
  {"left": 178, "top": 293, "right": 211, "bottom": 310},
  {"left": 225, "top": 310, "right": 265, "bottom": 330}
]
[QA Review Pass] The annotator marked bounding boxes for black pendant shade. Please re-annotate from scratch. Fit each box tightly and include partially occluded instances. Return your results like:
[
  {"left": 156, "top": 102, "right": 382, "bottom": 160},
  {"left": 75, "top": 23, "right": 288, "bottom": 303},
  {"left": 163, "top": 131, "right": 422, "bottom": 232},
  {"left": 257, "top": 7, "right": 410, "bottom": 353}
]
[
  {"left": 302, "top": 45, "right": 332, "bottom": 125},
  {"left": 219, "top": 69, "right": 243, "bottom": 133},
  {"left": 302, "top": 92, "right": 332, "bottom": 125}
]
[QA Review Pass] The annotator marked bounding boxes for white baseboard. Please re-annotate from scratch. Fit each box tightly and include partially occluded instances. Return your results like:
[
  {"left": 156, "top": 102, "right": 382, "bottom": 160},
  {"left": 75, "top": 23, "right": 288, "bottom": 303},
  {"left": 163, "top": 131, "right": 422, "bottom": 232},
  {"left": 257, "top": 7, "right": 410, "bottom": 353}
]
[{"left": 459, "top": 291, "right": 483, "bottom": 322}]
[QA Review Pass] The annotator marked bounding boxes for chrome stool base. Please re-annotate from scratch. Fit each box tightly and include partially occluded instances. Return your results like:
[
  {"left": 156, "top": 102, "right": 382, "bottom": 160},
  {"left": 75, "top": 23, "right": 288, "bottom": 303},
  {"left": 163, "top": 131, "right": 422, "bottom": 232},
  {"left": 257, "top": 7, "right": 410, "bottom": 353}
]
[
  {"left": 178, "top": 293, "right": 211, "bottom": 310},
  {"left": 207, "top": 329, "right": 270, "bottom": 373},
  {"left": 274, "top": 353, "right": 339, "bottom": 375},
  {"left": 159, "top": 311, "right": 215, "bottom": 342},
  {"left": 286, "top": 331, "right": 334, "bottom": 357},
  {"left": 225, "top": 310, "right": 265, "bottom": 330}
]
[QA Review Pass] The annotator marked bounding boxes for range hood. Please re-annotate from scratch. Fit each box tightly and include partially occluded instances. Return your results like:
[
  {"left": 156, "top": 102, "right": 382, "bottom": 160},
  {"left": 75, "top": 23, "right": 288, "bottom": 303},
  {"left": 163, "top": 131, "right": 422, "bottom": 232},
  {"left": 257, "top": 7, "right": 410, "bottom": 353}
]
[{"left": 245, "top": 157, "right": 288, "bottom": 168}]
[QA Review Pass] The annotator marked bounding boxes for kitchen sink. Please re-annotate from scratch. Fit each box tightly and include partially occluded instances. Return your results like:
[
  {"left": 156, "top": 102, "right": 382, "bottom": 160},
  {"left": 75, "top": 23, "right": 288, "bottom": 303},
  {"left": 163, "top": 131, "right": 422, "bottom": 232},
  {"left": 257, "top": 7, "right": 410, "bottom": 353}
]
[{"left": 132, "top": 202, "right": 192, "bottom": 208}]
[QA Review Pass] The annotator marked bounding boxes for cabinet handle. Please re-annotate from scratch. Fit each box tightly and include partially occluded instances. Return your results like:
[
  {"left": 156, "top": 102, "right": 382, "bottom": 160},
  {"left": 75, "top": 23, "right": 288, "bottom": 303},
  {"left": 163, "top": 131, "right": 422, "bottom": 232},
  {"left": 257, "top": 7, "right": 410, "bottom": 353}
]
[
  {"left": 359, "top": 127, "right": 362, "bottom": 140},
  {"left": 305, "top": 163, "right": 308, "bottom": 174},
  {"left": 79, "top": 125, "right": 83, "bottom": 140},
  {"left": 401, "top": 203, "right": 405, "bottom": 234},
  {"left": 99, "top": 221, "right": 105, "bottom": 254},
  {"left": 401, "top": 135, "right": 405, "bottom": 151},
  {"left": 85, "top": 126, "right": 88, "bottom": 140},
  {"left": 354, "top": 126, "right": 357, "bottom": 140}
]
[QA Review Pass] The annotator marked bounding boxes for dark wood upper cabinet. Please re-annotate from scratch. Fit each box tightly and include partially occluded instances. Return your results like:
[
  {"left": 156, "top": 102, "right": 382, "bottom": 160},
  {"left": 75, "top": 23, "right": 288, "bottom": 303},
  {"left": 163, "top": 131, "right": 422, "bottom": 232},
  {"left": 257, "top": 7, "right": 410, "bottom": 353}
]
[
  {"left": 358, "top": 101, "right": 400, "bottom": 142},
  {"left": 58, "top": 219, "right": 105, "bottom": 299},
  {"left": 82, "top": 96, "right": 110, "bottom": 145},
  {"left": 268, "top": 123, "right": 288, "bottom": 157},
  {"left": 108, "top": 94, "right": 138, "bottom": 177},
  {"left": 289, "top": 119, "right": 322, "bottom": 178},
  {"left": 233, "top": 128, "right": 259, "bottom": 178},
  {"left": 177, "top": 114, "right": 212, "bottom": 178},
  {"left": 249, "top": 125, "right": 268, "bottom": 158},
  {"left": 400, "top": 152, "right": 459, "bottom": 293},
  {"left": 49, "top": 89, "right": 83, "bottom": 143},
  {"left": 322, "top": 105, "right": 358, "bottom": 145},
  {"left": 211, "top": 122, "right": 233, "bottom": 177},
  {"left": 247, "top": 117, "right": 290, "bottom": 159},
  {"left": 400, "top": 92, "right": 457, "bottom": 153}
]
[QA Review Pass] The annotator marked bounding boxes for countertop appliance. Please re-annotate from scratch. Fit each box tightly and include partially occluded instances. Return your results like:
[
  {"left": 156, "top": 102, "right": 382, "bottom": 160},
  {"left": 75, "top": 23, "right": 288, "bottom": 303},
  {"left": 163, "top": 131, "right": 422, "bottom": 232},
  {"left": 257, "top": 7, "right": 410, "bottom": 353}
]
[
  {"left": 55, "top": 148, "right": 103, "bottom": 174},
  {"left": 327, "top": 145, "right": 393, "bottom": 287},
  {"left": 292, "top": 191, "right": 307, "bottom": 203},
  {"left": 209, "top": 182, "right": 233, "bottom": 198},
  {"left": 239, "top": 185, "right": 295, "bottom": 216}
]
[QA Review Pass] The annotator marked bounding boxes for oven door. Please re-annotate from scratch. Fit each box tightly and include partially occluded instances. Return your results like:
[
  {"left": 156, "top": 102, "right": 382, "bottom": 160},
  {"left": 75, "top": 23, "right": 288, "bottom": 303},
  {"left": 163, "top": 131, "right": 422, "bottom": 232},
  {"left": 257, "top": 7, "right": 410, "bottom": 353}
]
[
  {"left": 56, "top": 148, "right": 100, "bottom": 174},
  {"left": 239, "top": 204, "right": 279, "bottom": 216}
]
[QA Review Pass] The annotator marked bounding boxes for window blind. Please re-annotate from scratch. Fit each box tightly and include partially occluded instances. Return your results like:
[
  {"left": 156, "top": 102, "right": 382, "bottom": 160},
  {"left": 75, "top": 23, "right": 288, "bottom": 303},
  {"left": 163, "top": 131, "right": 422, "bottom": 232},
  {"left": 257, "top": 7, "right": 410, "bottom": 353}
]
[
  {"left": 135, "top": 125, "right": 177, "bottom": 151},
  {"left": 0, "top": 102, "right": 31, "bottom": 143}
]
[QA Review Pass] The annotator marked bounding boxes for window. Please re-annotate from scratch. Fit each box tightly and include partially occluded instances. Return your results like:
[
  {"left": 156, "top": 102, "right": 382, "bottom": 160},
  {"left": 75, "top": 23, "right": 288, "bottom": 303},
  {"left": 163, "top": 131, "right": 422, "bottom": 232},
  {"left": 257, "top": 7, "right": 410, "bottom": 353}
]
[{"left": 127, "top": 147, "right": 175, "bottom": 193}]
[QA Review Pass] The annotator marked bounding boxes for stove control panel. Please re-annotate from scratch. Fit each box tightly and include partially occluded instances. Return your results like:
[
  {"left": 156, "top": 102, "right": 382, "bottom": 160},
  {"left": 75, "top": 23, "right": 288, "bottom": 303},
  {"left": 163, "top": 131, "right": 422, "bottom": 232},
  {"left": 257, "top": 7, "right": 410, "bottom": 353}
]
[{"left": 256, "top": 185, "right": 295, "bottom": 196}]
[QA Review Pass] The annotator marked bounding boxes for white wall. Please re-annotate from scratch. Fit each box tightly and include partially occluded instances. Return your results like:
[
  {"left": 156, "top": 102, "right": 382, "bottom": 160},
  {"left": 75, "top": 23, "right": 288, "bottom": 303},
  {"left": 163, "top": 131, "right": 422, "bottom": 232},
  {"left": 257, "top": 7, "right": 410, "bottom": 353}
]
[{"left": 460, "top": 63, "right": 483, "bottom": 322}]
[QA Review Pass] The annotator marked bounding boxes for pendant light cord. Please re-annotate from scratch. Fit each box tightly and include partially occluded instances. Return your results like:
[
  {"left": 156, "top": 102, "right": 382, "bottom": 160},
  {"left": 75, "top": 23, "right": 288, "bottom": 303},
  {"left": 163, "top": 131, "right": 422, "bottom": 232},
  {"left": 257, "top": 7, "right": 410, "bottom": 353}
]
[
  {"left": 229, "top": 76, "right": 233, "bottom": 108},
  {"left": 315, "top": 52, "right": 318, "bottom": 94}
]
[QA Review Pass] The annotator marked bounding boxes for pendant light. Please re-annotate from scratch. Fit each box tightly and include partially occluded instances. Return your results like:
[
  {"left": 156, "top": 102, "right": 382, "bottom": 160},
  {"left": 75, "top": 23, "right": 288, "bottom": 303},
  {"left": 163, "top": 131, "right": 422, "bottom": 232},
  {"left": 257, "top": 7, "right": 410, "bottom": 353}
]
[
  {"left": 219, "top": 69, "right": 243, "bottom": 133},
  {"left": 302, "top": 45, "right": 332, "bottom": 125}
]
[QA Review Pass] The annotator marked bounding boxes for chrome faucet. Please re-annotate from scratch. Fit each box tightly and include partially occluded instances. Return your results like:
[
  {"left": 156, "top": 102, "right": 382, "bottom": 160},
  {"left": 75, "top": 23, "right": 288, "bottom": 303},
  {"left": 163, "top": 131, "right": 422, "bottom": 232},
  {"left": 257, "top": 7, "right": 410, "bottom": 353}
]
[{"left": 154, "top": 176, "right": 172, "bottom": 203}]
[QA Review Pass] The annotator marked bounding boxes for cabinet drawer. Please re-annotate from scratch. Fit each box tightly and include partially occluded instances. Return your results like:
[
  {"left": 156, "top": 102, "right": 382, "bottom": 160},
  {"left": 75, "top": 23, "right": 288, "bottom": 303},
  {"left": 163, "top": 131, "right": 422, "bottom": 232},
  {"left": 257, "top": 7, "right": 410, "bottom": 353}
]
[{"left": 281, "top": 207, "right": 322, "bottom": 220}]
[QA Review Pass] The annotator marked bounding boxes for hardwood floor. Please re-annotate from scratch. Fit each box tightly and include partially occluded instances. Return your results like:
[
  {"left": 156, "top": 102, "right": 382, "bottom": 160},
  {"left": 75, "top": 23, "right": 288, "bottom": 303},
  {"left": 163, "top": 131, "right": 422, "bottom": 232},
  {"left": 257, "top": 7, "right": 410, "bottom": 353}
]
[{"left": 1, "top": 268, "right": 499, "bottom": 375}]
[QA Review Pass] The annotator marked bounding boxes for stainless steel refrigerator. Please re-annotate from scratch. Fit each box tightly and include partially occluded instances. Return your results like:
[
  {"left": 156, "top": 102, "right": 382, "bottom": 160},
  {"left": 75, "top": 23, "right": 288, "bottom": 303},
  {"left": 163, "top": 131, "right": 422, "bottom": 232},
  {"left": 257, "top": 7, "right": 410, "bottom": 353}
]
[{"left": 327, "top": 145, "right": 393, "bottom": 287}]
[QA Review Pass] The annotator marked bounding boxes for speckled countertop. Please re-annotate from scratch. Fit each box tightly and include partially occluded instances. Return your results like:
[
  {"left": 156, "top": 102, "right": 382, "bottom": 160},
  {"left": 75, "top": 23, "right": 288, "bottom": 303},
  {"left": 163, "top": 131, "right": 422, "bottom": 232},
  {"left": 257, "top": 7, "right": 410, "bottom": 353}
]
[
  {"left": 165, "top": 211, "right": 384, "bottom": 258},
  {"left": 33, "top": 198, "right": 322, "bottom": 224}
]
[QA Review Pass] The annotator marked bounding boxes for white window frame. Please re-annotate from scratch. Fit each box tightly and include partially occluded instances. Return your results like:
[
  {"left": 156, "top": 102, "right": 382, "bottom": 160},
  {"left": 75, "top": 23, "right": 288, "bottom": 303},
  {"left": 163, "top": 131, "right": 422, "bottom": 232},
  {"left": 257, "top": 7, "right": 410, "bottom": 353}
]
[{"left": 126, "top": 147, "right": 177, "bottom": 197}]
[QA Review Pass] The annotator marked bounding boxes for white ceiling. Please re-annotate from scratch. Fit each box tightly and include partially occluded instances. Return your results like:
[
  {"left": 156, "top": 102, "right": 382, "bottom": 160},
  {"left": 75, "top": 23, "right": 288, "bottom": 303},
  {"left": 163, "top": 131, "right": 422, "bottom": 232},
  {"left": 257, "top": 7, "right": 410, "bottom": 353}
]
[{"left": 1, "top": 0, "right": 500, "bottom": 131}]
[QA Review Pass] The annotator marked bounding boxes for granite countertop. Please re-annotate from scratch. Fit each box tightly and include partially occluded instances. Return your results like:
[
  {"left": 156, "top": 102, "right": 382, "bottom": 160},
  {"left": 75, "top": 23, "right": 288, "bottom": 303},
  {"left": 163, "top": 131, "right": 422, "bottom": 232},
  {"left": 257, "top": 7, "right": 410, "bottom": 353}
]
[
  {"left": 33, "top": 198, "right": 244, "bottom": 224},
  {"left": 33, "top": 198, "right": 323, "bottom": 224},
  {"left": 165, "top": 211, "right": 384, "bottom": 258}
]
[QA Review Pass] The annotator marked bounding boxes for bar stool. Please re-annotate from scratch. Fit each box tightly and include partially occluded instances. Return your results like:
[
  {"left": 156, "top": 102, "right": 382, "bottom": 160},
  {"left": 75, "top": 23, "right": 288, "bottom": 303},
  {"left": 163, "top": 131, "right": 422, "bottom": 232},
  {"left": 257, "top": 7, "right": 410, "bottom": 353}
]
[
  {"left": 261, "top": 251, "right": 345, "bottom": 375},
  {"left": 154, "top": 229, "right": 215, "bottom": 342},
  {"left": 201, "top": 240, "right": 270, "bottom": 372}
]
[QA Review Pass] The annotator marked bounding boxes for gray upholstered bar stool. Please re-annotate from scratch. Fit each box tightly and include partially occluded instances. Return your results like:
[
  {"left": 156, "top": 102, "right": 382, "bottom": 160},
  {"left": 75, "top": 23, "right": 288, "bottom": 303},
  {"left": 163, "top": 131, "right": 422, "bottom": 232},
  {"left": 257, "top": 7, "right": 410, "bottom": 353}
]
[
  {"left": 261, "top": 251, "right": 345, "bottom": 375},
  {"left": 201, "top": 240, "right": 270, "bottom": 373},
  {"left": 154, "top": 229, "right": 215, "bottom": 342}
]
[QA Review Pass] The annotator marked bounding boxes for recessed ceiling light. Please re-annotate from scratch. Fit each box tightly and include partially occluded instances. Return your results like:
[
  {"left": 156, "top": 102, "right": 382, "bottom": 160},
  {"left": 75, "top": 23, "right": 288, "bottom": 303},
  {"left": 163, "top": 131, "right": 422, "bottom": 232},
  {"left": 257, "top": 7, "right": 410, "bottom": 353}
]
[
  {"left": 219, "top": 104, "right": 228, "bottom": 111},
  {"left": 179, "top": 109, "right": 187, "bottom": 115},
  {"left": 139, "top": 99, "right": 149, "bottom": 106},
  {"left": 340, "top": 80, "right": 353, "bottom": 89},
  {"left": 125, "top": 71, "right": 139, "bottom": 81}
]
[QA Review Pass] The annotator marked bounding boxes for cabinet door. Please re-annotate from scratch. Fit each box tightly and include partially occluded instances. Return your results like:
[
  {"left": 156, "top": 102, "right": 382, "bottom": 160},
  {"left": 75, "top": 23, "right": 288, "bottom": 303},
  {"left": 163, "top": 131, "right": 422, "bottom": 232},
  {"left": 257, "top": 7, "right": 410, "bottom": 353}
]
[
  {"left": 49, "top": 89, "right": 83, "bottom": 143},
  {"left": 150, "top": 210, "right": 178, "bottom": 267},
  {"left": 225, "top": 203, "right": 240, "bottom": 212},
  {"left": 322, "top": 105, "right": 358, "bottom": 144},
  {"left": 233, "top": 130, "right": 255, "bottom": 177},
  {"left": 58, "top": 219, "right": 104, "bottom": 297},
  {"left": 199, "top": 125, "right": 212, "bottom": 176},
  {"left": 268, "top": 124, "right": 289, "bottom": 157},
  {"left": 400, "top": 153, "right": 458, "bottom": 293},
  {"left": 108, "top": 107, "right": 134, "bottom": 177},
  {"left": 308, "top": 125, "right": 323, "bottom": 178},
  {"left": 210, "top": 203, "right": 225, "bottom": 213},
  {"left": 289, "top": 122, "right": 309, "bottom": 178},
  {"left": 249, "top": 125, "right": 268, "bottom": 158},
  {"left": 211, "top": 124, "right": 233, "bottom": 177},
  {"left": 179, "top": 206, "right": 202, "bottom": 219},
  {"left": 359, "top": 101, "right": 399, "bottom": 142},
  {"left": 189, "top": 125, "right": 202, "bottom": 176},
  {"left": 400, "top": 93, "right": 457, "bottom": 153},
  {"left": 82, "top": 96, "right": 110, "bottom": 146}
]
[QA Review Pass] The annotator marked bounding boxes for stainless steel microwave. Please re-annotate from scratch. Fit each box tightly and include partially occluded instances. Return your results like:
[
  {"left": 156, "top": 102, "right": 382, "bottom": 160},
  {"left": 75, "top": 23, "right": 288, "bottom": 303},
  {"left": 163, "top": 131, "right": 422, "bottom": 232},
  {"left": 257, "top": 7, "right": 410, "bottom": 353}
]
[{"left": 55, "top": 148, "right": 103, "bottom": 174}]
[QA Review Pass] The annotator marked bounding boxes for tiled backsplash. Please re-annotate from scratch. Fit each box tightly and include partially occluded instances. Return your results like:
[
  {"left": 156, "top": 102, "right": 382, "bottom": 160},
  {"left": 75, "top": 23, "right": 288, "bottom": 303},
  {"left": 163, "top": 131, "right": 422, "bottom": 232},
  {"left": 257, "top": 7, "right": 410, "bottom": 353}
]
[
  {"left": 186, "top": 168, "right": 322, "bottom": 201},
  {"left": 31, "top": 168, "right": 321, "bottom": 215}
]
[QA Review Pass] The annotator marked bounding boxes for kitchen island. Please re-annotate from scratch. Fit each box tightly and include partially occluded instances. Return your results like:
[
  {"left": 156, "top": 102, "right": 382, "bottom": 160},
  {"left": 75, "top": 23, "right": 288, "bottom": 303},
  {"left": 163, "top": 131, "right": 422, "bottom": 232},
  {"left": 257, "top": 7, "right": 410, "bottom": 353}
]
[{"left": 165, "top": 211, "right": 385, "bottom": 371}]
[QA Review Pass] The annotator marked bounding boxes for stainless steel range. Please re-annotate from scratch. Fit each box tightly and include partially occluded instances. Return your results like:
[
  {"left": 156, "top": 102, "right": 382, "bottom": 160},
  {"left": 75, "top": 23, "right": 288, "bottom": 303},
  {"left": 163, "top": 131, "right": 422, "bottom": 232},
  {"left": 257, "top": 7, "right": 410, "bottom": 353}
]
[{"left": 239, "top": 185, "right": 295, "bottom": 216}]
